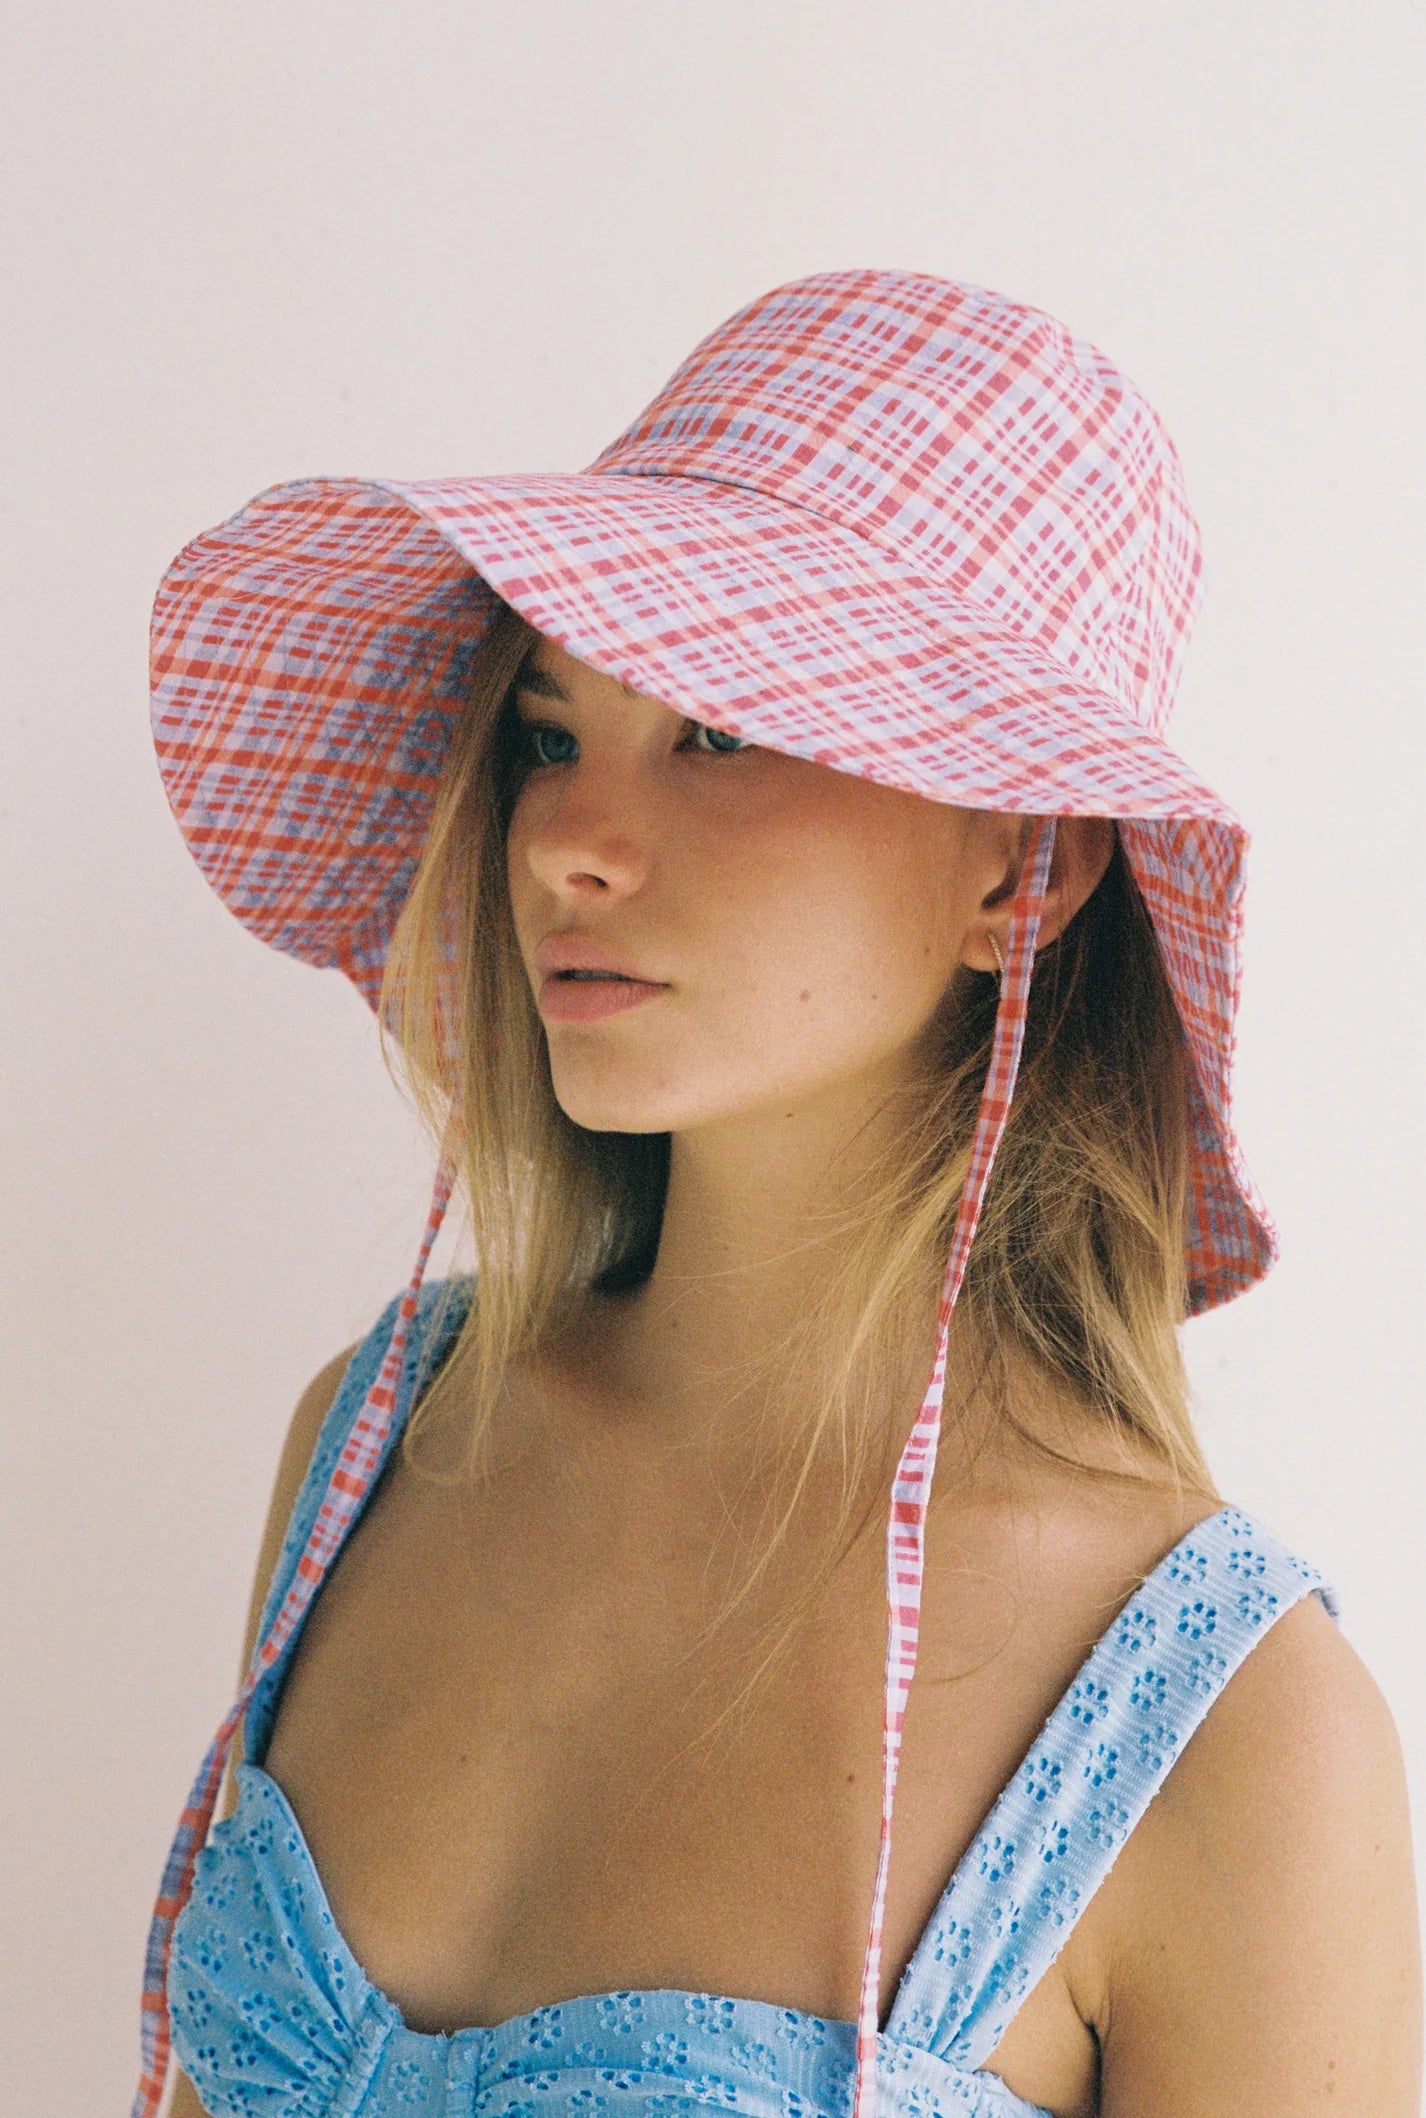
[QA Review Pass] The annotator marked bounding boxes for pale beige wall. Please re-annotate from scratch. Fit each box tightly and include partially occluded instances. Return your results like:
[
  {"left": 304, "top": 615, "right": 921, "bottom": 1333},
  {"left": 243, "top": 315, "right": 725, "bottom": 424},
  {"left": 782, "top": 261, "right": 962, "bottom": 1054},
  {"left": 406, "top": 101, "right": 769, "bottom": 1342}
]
[{"left": 3, "top": 4, "right": 1422, "bottom": 2110}]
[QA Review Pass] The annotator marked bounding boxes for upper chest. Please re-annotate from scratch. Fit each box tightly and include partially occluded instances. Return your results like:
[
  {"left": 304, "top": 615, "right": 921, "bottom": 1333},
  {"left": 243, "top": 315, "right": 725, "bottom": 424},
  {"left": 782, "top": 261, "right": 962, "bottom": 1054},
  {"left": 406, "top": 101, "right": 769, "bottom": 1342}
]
[{"left": 257, "top": 1385, "right": 1210, "bottom": 2112}]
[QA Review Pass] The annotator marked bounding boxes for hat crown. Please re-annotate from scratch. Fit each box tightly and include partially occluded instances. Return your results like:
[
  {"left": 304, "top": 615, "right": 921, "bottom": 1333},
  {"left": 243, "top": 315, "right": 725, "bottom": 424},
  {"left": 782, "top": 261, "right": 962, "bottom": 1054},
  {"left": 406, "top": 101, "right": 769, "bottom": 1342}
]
[{"left": 588, "top": 269, "right": 1204, "bottom": 736}]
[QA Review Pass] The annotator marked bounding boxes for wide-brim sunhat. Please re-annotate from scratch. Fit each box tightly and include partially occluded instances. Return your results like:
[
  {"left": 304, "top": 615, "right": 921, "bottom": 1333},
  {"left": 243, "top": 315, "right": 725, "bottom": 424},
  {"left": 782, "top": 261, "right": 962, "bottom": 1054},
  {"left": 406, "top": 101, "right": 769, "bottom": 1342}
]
[
  {"left": 138, "top": 267, "right": 1272, "bottom": 2118},
  {"left": 151, "top": 266, "right": 1268, "bottom": 1316}
]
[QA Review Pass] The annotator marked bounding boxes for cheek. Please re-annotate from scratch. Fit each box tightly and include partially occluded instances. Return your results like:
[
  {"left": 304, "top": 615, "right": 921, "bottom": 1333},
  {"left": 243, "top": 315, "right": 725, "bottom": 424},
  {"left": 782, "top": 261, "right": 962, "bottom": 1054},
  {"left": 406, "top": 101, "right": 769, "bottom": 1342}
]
[
  {"left": 504, "top": 804, "right": 544, "bottom": 940},
  {"left": 504, "top": 827, "right": 526, "bottom": 925},
  {"left": 705, "top": 811, "right": 966, "bottom": 1071},
  {"left": 506, "top": 762, "right": 973, "bottom": 1133}
]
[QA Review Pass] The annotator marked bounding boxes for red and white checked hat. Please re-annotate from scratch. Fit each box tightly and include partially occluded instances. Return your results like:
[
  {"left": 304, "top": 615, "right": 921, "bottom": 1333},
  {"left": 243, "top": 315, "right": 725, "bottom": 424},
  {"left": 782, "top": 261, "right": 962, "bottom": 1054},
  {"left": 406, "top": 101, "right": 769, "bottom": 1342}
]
[{"left": 138, "top": 268, "right": 1271, "bottom": 2118}]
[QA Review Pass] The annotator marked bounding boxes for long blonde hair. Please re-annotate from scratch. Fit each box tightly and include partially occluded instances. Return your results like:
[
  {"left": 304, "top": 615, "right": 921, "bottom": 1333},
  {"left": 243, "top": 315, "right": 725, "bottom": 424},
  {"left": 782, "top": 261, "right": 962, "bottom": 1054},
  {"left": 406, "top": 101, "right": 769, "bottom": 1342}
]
[{"left": 378, "top": 596, "right": 1216, "bottom": 1717}]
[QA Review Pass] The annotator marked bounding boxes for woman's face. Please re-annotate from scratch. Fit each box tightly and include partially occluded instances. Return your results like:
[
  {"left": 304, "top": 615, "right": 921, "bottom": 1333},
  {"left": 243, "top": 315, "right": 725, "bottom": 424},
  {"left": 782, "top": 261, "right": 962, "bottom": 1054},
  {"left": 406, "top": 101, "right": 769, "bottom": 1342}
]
[{"left": 504, "top": 632, "right": 1060, "bottom": 1138}]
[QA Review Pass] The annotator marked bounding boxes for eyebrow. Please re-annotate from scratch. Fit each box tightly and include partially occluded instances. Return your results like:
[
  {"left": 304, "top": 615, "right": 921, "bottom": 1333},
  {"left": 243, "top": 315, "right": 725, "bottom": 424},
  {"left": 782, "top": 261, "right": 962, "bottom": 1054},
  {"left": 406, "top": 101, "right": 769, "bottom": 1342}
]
[
  {"left": 515, "top": 661, "right": 642, "bottom": 705},
  {"left": 514, "top": 665, "right": 570, "bottom": 704}
]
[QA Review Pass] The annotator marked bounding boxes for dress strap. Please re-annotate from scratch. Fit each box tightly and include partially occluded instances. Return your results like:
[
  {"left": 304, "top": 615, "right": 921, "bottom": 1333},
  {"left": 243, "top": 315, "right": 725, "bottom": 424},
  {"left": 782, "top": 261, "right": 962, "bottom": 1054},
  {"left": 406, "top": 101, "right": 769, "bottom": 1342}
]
[
  {"left": 889, "top": 1505, "right": 1340, "bottom": 2070},
  {"left": 241, "top": 1272, "right": 477, "bottom": 1766}
]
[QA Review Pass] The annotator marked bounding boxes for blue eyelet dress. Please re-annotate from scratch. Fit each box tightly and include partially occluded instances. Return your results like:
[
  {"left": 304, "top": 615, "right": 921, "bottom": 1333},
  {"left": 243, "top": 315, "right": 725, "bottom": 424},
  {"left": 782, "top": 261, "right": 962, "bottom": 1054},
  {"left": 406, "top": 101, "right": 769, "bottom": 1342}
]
[{"left": 169, "top": 1277, "right": 1340, "bottom": 2118}]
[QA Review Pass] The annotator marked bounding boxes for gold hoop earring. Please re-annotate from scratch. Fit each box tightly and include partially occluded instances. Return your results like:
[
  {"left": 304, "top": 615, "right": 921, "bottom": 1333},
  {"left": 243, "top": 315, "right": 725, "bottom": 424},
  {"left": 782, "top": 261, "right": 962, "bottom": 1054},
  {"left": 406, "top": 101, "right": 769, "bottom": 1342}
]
[{"left": 987, "top": 932, "right": 1005, "bottom": 981}]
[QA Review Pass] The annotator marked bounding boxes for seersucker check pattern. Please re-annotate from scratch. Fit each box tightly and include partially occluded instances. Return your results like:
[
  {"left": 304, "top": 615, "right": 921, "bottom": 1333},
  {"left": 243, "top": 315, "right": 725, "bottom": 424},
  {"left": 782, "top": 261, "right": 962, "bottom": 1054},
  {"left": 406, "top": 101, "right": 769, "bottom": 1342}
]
[{"left": 149, "top": 268, "right": 1273, "bottom": 1314}]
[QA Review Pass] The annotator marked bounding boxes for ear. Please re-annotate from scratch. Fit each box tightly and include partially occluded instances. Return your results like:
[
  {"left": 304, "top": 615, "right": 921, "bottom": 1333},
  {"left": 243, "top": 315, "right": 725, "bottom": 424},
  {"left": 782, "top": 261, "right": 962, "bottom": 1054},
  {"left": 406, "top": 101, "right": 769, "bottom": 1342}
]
[{"left": 961, "top": 815, "right": 1116, "bottom": 974}]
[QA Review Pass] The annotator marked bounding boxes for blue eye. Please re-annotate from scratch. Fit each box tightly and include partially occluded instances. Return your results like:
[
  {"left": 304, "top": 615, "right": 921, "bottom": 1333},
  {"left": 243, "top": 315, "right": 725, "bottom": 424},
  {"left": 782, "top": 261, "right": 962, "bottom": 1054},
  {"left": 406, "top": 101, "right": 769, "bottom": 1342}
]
[
  {"left": 525, "top": 723, "right": 578, "bottom": 767},
  {"left": 688, "top": 721, "right": 747, "bottom": 754},
  {"left": 518, "top": 717, "right": 747, "bottom": 765}
]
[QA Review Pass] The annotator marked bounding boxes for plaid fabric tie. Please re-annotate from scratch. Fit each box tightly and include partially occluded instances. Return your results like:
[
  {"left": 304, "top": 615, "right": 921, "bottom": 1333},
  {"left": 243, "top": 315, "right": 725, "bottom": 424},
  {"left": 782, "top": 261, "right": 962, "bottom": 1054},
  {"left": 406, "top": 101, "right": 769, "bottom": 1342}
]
[{"left": 851, "top": 816, "right": 1057, "bottom": 2118}]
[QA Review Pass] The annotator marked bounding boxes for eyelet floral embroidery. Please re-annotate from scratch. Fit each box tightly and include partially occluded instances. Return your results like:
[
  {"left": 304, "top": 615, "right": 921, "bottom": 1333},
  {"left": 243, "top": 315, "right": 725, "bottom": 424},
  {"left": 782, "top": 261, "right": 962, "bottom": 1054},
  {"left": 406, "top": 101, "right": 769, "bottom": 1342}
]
[
  {"left": 642, "top": 2033, "right": 690, "bottom": 2072},
  {"left": 978, "top": 1834, "right": 1016, "bottom": 1883},
  {"left": 731, "top": 2040, "right": 779, "bottom": 2080},
  {"left": 1083, "top": 1742, "right": 1119, "bottom": 1787},
  {"left": 1086, "top": 1799, "right": 1130, "bottom": 1848},
  {"left": 178, "top": 1984, "right": 214, "bottom": 2031},
  {"left": 929, "top": 1916, "right": 974, "bottom": 1969},
  {"left": 1067, "top": 1679, "right": 1110, "bottom": 1724},
  {"left": 1113, "top": 1606, "right": 1157, "bottom": 1653},
  {"left": 685, "top": 2075, "right": 739, "bottom": 2107},
  {"left": 188, "top": 1929, "right": 227, "bottom": 1979},
  {"left": 1136, "top": 1721, "right": 1179, "bottom": 1771},
  {"left": 1022, "top": 1754, "right": 1062, "bottom": 1805},
  {"left": 239, "top": 1930, "right": 277, "bottom": 1974},
  {"left": 775, "top": 2010, "right": 827, "bottom": 2051},
  {"left": 597, "top": 1993, "right": 648, "bottom": 2034},
  {"left": 386, "top": 2058, "right": 427, "bottom": 2106},
  {"left": 1235, "top": 1583, "right": 1281, "bottom": 1627},
  {"left": 1175, "top": 1598, "right": 1219, "bottom": 1640},
  {"left": 1186, "top": 1645, "right": 1230, "bottom": 1696},
  {"left": 196, "top": 1861, "right": 237, "bottom": 1914},
  {"left": 1033, "top": 1875, "right": 1082, "bottom": 1929},
  {"left": 1129, "top": 1666, "right": 1167, "bottom": 1714},
  {"left": 1227, "top": 1542, "right": 1267, "bottom": 1578},
  {"left": 897, "top": 2002, "right": 938, "bottom": 2045},
  {"left": 235, "top": 1991, "right": 284, "bottom": 2039},
  {"left": 1035, "top": 1821, "right": 1069, "bottom": 1866},
  {"left": 685, "top": 1995, "right": 739, "bottom": 2036},
  {"left": 241, "top": 1813, "right": 274, "bottom": 1861}
]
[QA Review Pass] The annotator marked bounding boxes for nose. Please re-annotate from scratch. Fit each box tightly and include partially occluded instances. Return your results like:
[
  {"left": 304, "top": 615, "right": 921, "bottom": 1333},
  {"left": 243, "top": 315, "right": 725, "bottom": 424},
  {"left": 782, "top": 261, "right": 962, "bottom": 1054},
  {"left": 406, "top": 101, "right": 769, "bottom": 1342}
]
[{"left": 517, "top": 766, "right": 652, "bottom": 903}]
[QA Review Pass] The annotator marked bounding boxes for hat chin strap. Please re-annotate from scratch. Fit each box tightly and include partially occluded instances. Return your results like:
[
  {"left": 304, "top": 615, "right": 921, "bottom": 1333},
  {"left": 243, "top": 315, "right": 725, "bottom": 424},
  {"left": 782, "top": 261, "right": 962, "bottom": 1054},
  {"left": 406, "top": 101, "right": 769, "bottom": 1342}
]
[
  {"left": 133, "top": 823, "right": 1057, "bottom": 2118},
  {"left": 851, "top": 814, "right": 1057, "bottom": 2118}
]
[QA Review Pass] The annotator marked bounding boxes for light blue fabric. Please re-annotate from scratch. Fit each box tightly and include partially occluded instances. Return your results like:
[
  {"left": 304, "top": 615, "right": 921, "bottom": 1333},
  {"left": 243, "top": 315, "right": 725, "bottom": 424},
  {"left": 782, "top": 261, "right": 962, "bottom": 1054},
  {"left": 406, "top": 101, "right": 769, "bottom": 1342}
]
[{"left": 170, "top": 1277, "right": 1340, "bottom": 2117}]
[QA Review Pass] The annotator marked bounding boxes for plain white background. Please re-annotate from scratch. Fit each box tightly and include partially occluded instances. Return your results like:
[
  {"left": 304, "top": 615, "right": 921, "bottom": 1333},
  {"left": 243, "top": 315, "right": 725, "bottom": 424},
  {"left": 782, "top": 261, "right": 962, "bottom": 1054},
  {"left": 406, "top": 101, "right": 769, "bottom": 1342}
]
[{"left": 3, "top": 5, "right": 1422, "bottom": 2110}]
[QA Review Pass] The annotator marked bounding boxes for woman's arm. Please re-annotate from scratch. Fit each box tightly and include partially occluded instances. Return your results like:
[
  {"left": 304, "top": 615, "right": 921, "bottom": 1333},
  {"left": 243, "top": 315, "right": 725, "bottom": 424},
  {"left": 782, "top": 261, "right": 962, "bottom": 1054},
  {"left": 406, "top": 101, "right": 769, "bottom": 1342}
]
[
  {"left": 166, "top": 1338, "right": 361, "bottom": 2118},
  {"left": 1097, "top": 1590, "right": 1422, "bottom": 2115}
]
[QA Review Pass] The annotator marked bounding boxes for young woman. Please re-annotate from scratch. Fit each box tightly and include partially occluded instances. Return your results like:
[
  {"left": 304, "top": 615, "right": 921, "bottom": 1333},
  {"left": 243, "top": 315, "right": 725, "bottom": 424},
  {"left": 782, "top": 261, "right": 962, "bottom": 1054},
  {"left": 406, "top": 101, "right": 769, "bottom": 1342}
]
[{"left": 140, "top": 269, "right": 1420, "bottom": 2118}]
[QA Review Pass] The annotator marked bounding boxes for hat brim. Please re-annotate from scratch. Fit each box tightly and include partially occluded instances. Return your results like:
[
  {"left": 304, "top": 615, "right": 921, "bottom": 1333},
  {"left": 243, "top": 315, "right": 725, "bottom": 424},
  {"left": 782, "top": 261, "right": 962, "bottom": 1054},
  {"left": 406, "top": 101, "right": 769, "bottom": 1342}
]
[{"left": 151, "top": 472, "right": 1273, "bottom": 1310}]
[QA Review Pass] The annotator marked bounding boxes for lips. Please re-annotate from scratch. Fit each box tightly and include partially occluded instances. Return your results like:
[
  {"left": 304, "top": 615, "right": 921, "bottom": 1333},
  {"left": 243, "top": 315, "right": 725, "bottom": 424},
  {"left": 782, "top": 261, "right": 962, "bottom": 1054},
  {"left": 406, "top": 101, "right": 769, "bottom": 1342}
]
[
  {"left": 534, "top": 933, "right": 666, "bottom": 983},
  {"left": 537, "top": 971, "right": 669, "bottom": 1023},
  {"left": 540, "top": 966, "right": 667, "bottom": 996}
]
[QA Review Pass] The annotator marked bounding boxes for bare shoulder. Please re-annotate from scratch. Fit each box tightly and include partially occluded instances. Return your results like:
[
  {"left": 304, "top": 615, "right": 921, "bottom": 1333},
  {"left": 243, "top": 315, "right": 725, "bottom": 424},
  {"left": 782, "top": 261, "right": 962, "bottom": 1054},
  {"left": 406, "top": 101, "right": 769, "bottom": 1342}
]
[
  {"left": 1092, "top": 1584, "right": 1423, "bottom": 2115},
  {"left": 222, "top": 1337, "right": 362, "bottom": 1793},
  {"left": 246, "top": 1337, "right": 364, "bottom": 1643},
  {"left": 182, "top": 1336, "right": 364, "bottom": 2118},
  {"left": 1151, "top": 1588, "right": 1412, "bottom": 1890},
  {"left": 1167, "top": 1585, "right": 1399, "bottom": 1791},
  {"left": 247, "top": 1339, "right": 364, "bottom": 1638},
  {"left": 270, "top": 1338, "right": 366, "bottom": 1518}
]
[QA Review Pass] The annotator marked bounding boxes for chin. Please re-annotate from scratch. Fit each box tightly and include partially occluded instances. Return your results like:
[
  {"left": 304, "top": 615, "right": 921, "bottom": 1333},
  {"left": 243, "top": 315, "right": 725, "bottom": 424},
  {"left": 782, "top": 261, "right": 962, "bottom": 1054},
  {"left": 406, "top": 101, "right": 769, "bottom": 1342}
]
[
  {"left": 549, "top": 1076, "right": 685, "bottom": 1136},
  {"left": 548, "top": 1051, "right": 745, "bottom": 1136}
]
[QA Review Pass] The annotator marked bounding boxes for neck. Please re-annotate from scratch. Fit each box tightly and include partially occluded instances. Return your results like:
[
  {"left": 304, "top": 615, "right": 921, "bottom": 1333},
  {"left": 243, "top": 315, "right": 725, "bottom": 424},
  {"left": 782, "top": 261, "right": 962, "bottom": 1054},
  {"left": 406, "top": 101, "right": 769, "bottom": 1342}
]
[{"left": 575, "top": 1055, "right": 958, "bottom": 1473}]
